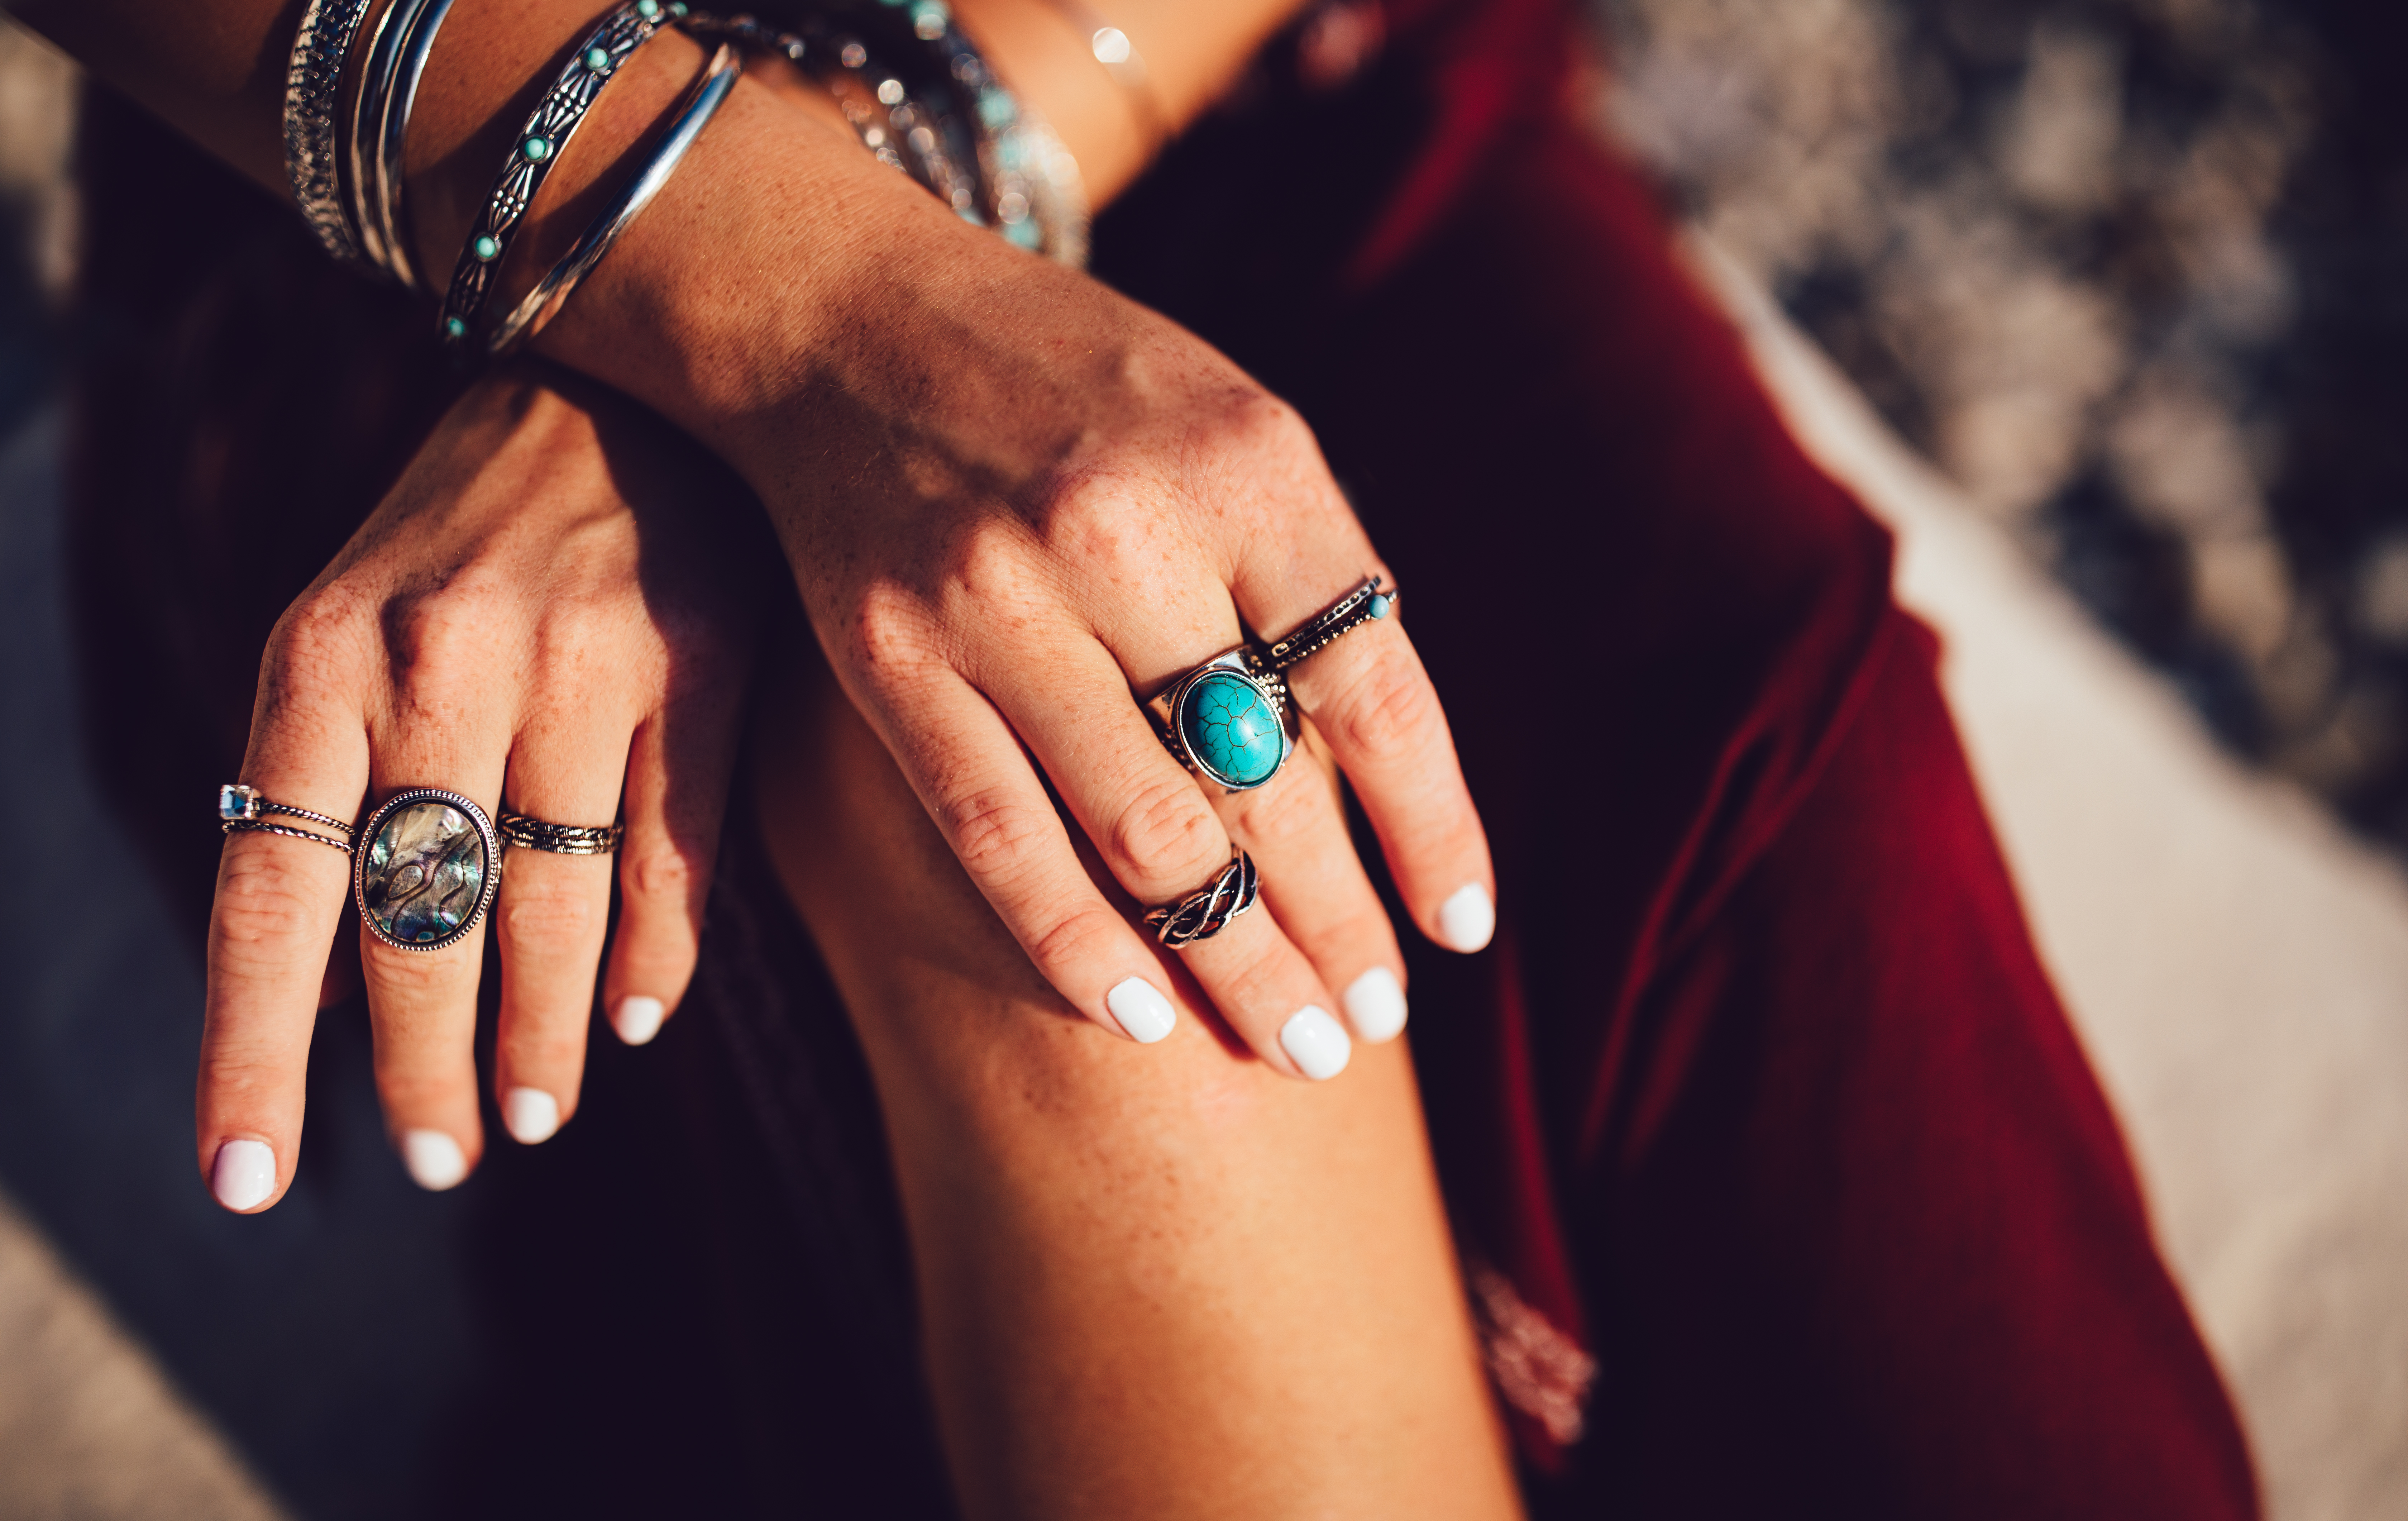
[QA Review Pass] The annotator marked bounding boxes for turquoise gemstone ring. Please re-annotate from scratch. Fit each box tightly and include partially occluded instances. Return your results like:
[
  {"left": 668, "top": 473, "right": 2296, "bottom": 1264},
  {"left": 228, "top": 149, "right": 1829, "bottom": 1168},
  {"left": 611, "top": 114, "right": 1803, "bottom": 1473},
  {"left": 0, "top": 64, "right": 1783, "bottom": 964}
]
[{"left": 1147, "top": 648, "right": 1296, "bottom": 793}]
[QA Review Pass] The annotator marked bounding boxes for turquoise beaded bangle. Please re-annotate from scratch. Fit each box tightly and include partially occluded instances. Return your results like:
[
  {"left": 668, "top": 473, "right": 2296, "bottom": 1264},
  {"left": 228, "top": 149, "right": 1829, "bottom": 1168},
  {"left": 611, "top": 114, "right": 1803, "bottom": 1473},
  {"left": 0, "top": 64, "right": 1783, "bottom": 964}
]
[{"left": 436, "top": 0, "right": 685, "bottom": 348}]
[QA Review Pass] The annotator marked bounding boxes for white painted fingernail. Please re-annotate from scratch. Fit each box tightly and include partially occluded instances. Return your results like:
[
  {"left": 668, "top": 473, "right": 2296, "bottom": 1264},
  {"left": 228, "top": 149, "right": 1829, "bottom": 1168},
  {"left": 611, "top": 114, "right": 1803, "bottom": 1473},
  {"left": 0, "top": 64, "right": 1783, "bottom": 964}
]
[
  {"left": 503, "top": 1087, "right": 561, "bottom": 1145},
  {"left": 1279, "top": 1006, "right": 1352, "bottom": 1081},
  {"left": 1106, "top": 977, "right": 1177, "bottom": 1044},
  {"left": 1343, "top": 967, "right": 1409, "bottom": 1043},
  {"left": 402, "top": 1129, "right": 467, "bottom": 1191},
  {"left": 210, "top": 1139, "right": 276, "bottom": 1212},
  {"left": 612, "top": 995, "right": 665, "bottom": 1046},
  {"left": 1437, "top": 883, "right": 1496, "bottom": 953}
]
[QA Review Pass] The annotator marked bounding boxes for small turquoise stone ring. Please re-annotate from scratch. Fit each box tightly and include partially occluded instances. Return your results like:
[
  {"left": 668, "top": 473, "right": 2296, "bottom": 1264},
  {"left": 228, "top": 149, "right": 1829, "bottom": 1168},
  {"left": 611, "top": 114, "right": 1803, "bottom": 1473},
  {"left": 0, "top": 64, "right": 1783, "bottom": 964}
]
[
  {"left": 1147, "top": 649, "right": 1295, "bottom": 793},
  {"left": 1261, "top": 574, "right": 1399, "bottom": 674}
]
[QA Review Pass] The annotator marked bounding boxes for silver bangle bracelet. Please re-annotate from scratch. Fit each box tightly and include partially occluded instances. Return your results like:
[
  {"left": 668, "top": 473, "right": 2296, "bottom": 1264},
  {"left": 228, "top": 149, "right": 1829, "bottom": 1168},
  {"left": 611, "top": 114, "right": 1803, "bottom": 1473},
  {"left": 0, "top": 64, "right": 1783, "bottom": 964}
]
[
  {"left": 437, "top": 0, "right": 682, "bottom": 348},
  {"left": 900, "top": 1, "right": 1089, "bottom": 266},
  {"left": 485, "top": 39, "right": 742, "bottom": 357},
  {"left": 348, "top": 0, "right": 460, "bottom": 291},
  {"left": 282, "top": 0, "right": 379, "bottom": 266}
]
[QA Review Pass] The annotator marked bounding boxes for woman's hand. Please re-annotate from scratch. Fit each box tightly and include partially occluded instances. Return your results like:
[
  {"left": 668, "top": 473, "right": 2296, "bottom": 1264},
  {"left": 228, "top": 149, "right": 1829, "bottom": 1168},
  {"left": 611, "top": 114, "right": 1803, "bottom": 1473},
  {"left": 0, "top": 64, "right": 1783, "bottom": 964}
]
[
  {"left": 546, "top": 88, "right": 1498, "bottom": 1082},
  {"left": 200, "top": 364, "right": 767, "bottom": 1209}
]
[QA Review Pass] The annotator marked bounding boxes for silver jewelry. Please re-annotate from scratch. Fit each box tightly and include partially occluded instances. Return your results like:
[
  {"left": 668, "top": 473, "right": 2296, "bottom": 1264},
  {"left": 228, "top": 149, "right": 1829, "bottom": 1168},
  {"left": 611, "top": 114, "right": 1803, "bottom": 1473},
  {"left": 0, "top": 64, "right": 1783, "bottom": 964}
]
[
  {"left": 485, "top": 39, "right": 743, "bottom": 356},
  {"left": 438, "top": 0, "right": 682, "bottom": 348},
  {"left": 348, "top": 0, "right": 460, "bottom": 290},
  {"left": 218, "top": 783, "right": 357, "bottom": 853},
  {"left": 1261, "top": 575, "right": 1398, "bottom": 673},
  {"left": 355, "top": 788, "right": 502, "bottom": 952},
  {"left": 892, "top": 1, "right": 1089, "bottom": 266},
  {"left": 1147, "top": 648, "right": 1296, "bottom": 793},
  {"left": 282, "top": 0, "right": 380, "bottom": 266},
  {"left": 497, "top": 813, "right": 624, "bottom": 855},
  {"left": 1143, "top": 848, "right": 1260, "bottom": 948}
]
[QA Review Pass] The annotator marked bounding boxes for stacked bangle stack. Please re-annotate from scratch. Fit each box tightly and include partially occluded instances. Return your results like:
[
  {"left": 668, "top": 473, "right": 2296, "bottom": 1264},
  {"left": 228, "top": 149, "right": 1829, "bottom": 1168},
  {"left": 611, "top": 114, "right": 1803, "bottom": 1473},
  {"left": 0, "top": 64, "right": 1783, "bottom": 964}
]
[{"left": 275, "top": 0, "right": 1094, "bottom": 360}]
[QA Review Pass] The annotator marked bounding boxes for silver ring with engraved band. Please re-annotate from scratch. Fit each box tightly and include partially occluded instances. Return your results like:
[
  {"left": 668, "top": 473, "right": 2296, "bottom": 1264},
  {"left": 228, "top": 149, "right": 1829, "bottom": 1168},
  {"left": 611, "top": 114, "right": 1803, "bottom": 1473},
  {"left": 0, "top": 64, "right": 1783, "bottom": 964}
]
[
  {"left": 497, "top": 813, "right": 624, "bottom": 855},
  {"left": 353, "top": 788, "right": 502, "bottom": 953}
]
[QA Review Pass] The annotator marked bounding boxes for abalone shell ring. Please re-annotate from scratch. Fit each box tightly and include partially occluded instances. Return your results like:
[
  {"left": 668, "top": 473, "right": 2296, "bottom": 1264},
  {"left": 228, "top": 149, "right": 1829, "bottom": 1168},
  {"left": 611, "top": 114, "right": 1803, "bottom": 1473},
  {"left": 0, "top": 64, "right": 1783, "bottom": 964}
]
[
  {"left": 217, "top": 782, "right": 355, "bottom": 854},
  {"left": 1147, "top": 648, "right": 1296, "bottom": 793},
  {"left": 497, "top": 814, "right": 623, "bottom": 855},
  {"left": 1142, "top": 848, "right": 1261, "bottom": 949},
  {"left": 353, "top": 788, "right": 502, "bottom": 953}
]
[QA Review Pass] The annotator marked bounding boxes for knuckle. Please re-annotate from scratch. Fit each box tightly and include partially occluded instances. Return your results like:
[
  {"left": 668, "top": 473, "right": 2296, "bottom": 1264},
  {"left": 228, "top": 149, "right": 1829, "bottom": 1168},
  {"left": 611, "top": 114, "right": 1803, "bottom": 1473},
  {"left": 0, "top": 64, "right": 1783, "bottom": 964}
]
[
  {"left": 622, "top": 847, "right": 698, "bottom": 907},
  {"left": 262, "top": 585, "right": 372, "bottom": 706},
  {"left": 941, "top": 786, "right": 1056, "bottom": 886},
  {"left": 849, "top": 584, "right": 940, "bottom": 675},
  {"left": 1325, "top": 647, "right": 1439, "bottom": 766},
  {"left": 1106, "top": 777, "right": 1222, "bottom": 883},
  {"left": 1223, "top": 766, "right": 1332, "bottom": 845},
  {"left": 1024, "top": 902, "right": 1129, "bottom": 978},
  {"left": 496, "top": 876, "right": 602, "bottom": 947},
  {"left": 212, "top": 852, "right": 332, "bottom": 954}
]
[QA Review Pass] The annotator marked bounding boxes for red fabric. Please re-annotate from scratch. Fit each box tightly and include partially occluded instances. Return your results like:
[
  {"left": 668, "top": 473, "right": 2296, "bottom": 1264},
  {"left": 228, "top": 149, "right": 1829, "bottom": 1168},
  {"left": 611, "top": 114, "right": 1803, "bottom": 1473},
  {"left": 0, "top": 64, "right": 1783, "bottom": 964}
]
[{"left": 1101, "top": 4, "right": 2263, "bottom": 1513}]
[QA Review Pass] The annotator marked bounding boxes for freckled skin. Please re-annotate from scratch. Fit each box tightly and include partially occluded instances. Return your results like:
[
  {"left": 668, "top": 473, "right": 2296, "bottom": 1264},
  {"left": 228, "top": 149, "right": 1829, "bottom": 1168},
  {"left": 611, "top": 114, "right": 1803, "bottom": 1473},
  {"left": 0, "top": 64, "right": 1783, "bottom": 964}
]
[{"left": 1182, "top": 672, "right": 1281, "bottom": 787}]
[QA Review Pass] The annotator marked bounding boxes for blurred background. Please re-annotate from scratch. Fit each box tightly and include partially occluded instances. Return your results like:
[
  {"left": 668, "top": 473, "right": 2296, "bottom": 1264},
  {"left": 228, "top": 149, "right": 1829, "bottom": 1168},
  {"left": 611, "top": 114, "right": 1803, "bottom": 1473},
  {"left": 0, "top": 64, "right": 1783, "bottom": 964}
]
[{"left": 4, "top": 1, "right": 2408, "bottom": 1516}]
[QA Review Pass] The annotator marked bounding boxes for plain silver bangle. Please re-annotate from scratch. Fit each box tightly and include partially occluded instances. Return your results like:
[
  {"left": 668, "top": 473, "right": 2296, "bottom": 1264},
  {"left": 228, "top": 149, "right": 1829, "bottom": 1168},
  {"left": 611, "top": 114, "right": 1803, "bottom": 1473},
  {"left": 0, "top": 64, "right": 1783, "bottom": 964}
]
[
  {"left": 348, "top": 0, "right": 460, "bottom": 290},
  {"left": 281, "top": 0, "right": 379, "bottom": 266},
  {"left": 484, "top": 39, "right": 743, "bottom": 357}
]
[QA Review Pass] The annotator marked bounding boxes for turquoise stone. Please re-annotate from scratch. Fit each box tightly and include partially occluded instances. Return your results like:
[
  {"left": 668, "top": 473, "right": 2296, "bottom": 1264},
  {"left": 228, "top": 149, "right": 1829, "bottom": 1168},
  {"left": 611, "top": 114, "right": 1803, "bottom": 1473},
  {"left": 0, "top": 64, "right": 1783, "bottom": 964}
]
[
  {"left": 1368, "top": 593, "right": 1392, "bottom": 619},
  {"left": 1179, "top": 672, "right": 1283, "bottom": 788},
  {"left": 362, "top": 801, "right": 487, "bottom": 945},
  {"left": 635, "top": 0, "right": 659, "bottom": 17},
  {"left": 444, "top": 317, "right": 467, "bottom": 338},
  {"left": 522, "top": 135, "right": 551, "bottom": 162},
  {"left": 473, "top": 235, "right": 500, "bottom": 261},
  {"left": 585, "top": 46, "right": 610, "bottom": 70}
]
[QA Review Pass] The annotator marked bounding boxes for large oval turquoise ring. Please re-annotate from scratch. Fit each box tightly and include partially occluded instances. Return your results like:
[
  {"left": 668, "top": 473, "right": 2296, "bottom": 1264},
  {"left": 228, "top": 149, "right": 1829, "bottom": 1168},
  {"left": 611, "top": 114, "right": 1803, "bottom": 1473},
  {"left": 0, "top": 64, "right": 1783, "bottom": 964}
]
[
  {"left": 1146, "top": 649, "right": 1295, "bottom": 793},
  {"left": 354, "top": 787, "right": 502, "bottom": 953}
]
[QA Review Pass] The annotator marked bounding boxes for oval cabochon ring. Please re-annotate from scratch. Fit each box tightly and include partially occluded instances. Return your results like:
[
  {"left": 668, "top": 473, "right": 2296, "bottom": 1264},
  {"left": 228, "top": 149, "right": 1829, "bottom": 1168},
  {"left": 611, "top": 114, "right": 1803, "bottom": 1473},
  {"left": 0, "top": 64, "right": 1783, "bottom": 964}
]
[
  {"left": 354, "top": 787, "right": 502, "bottom": 953},
  {"left": 1146, "top": 648, "right": 1296, "bottom": 793}
]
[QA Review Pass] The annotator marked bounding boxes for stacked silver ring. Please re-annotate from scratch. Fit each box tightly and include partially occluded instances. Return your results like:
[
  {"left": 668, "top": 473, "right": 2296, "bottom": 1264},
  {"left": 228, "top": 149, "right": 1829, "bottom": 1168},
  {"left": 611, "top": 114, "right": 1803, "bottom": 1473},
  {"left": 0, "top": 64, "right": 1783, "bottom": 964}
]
[
  {"left": 1142, "top": 848, "right": 1260, "bottom": 949},
  {"left": 219, "top": 783, "right": 356, "bottom": 854},
  {"left": 1261, "top": 574, "right": 1398, "bottom": 673},
  {"left": 497, "top": 814, "right": 624, "bottom": 855}
]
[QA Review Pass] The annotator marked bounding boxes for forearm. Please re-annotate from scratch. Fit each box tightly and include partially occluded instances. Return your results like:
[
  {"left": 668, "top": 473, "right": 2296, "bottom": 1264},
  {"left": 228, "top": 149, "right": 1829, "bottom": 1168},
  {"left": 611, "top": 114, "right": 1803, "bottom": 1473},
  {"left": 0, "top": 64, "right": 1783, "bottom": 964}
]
[{"left": 752, "top": 631, "right": 1523, "bottom": 1520}]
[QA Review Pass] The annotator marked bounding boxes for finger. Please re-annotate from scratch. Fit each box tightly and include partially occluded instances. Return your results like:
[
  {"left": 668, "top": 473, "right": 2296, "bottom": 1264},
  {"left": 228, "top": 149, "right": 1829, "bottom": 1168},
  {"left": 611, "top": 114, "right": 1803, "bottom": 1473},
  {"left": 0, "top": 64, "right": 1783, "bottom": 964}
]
[
  {"left": 199, "top": 599, "right": 374, "bottom": 1214},
  {"left": 1249, "top": 586, "right": 1494, "bottom": 955},
  {"left": 860, "top": 660, "right": 1187, "bottom": 1049},
  {"left": 597, "top": 664, "right": 747, "bottom": 1051},
  {"left": 493, "top": 719, "right": 631, "bottom": 1143},
  {"left": 977, "top": 632, "right": 1349, "bottom": 1079},
  {"left": 1213, "top": 723, "right": 1410, "bottom": 1042},
  {"left": 358, "top": 642, "right": 513, "bottom": 1189}
]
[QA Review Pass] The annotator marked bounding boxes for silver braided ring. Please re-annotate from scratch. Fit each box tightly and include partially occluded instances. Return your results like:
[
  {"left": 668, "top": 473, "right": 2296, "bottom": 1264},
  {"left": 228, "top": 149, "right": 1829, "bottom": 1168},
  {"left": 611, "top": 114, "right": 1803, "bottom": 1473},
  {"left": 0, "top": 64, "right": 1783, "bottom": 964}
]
[
  {"left": 1261, "top": 574, "right": 1398, "bottom": 673},
  {"left": 1142, "top": 848, "right": 1260, "bottom": 949},
  {"left": 498, "top": 813, "right": 623, "bottom": 855},
  {"left": 355, "top": 788, "right": 502, "bottom": 952},
  {"left": 218, "top": 782, "right": 355, "bottom": 854}
]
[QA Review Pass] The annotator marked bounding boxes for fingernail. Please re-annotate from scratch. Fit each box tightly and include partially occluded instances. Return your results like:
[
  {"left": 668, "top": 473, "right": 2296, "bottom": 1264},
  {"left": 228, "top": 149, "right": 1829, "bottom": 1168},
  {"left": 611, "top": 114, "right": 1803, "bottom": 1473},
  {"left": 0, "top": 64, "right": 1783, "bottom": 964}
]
[
  {"left": 503, "top": 1087, "right": 561, "bottom": 1145},
  {"left": 1437, "top": 883, "right": 1496, "bottom": 953},
  {"left": 402, "top": 1129, "right": 468, "bottom": 1191},
  {"left": 1106, "top": 976, "right": 1177, "bottom": 1044},
  {"left": 1343, "top": 967, "right": 1408, "bottom": 1043},
  {"left": 612, "top": 995, "right": 665, "bottom": 1046},
  {"left": 210, "top": 1139, "right": 276, "bottom": 1212},
  {"left": 1279, "top": 1006, "right": 1352, "bottom": 1081}
]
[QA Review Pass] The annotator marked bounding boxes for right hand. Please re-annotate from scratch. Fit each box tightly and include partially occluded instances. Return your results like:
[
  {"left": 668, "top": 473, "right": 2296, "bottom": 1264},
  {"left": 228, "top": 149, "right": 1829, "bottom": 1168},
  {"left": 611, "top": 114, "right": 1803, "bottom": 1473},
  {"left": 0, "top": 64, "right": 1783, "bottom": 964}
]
[
  {"left": 199, "top": 364, "right": 766, "bottom": 1210},
  {"left": 585, "top": 148, "right": 1500, "bottom": 1083}
]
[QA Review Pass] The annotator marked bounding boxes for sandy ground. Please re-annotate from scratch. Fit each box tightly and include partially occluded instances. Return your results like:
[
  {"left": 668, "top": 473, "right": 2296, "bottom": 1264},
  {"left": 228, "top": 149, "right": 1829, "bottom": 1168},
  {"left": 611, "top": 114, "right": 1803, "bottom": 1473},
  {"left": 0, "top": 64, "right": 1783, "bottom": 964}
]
[{"left": 0, "top": 250, "right": 2401, "bottom": 1516}]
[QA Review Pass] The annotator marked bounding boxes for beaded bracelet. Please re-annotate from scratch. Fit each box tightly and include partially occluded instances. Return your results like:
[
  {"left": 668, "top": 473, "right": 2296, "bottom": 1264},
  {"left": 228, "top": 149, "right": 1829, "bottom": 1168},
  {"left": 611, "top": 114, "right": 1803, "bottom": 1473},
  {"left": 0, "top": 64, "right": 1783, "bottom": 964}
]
[
  {"left": 436, "top": 0, "right": 684, "bottom": 348},
  {"left": 281, "top": 0, "right": 380, "bottom": 266},
  {"left": 348, "top": 0, "right": 461, "bottom": 290},
  {"left": 484, "top": 40, "right": 745, "bottom": 357}
]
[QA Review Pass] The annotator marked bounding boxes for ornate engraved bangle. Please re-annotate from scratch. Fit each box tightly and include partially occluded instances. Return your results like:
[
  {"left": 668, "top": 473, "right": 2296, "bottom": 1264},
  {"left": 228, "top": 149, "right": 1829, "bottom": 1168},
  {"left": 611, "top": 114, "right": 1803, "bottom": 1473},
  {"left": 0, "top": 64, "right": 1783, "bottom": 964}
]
[
  {"left": 497, "top": 814, "right": 624, "bottom": 855},
  {"left": 282, "top": 0, "right": 379, "bottom": 267},
  {"left": 437, "top": 0, "right": 682, "bottom": 349},
  {"left": 349, "top": 0, "right": 460, "bottom": 290},
  {"left": 1261, "top": 575, "right": 1398, "bottom": 673},
  {"left": 485, "top": 39, "right": 743, "bottom": 357},
  {"left": 1143, "top": 848, "right": 1260, "bottom": 948}
]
